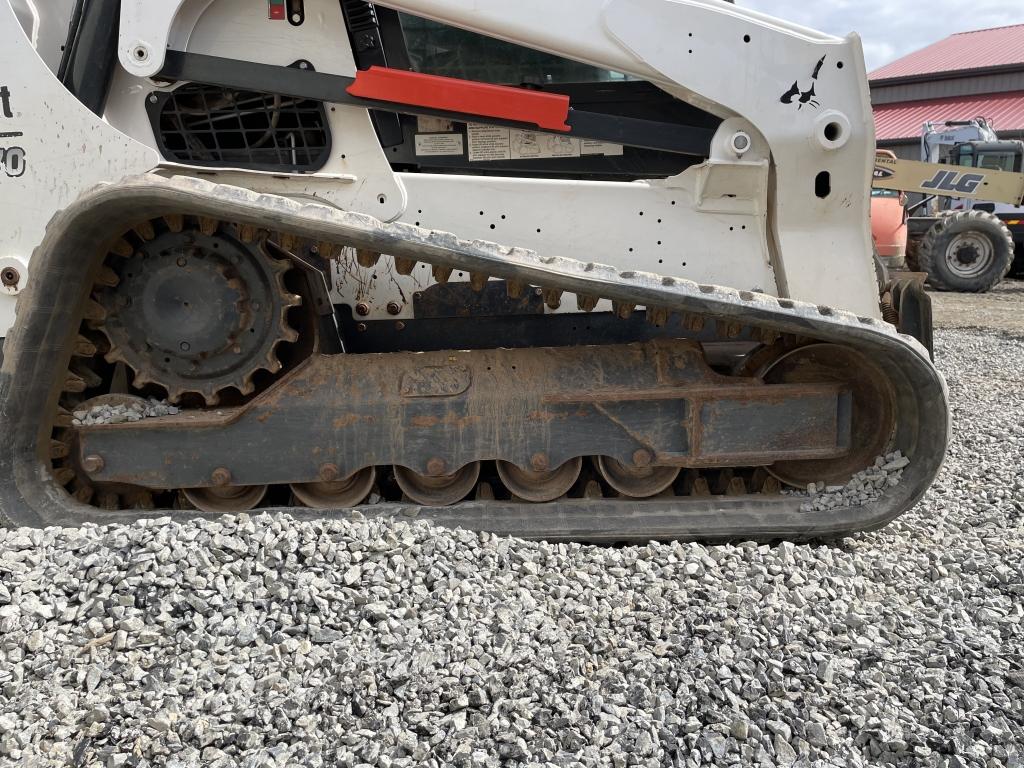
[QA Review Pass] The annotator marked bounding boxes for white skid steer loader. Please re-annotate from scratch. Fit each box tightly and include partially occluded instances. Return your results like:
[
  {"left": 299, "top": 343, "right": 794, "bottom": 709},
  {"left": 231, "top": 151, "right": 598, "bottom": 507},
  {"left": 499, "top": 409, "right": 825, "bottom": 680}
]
[{"left": 0, "top": 0, "right": 948, "bottom": 539}]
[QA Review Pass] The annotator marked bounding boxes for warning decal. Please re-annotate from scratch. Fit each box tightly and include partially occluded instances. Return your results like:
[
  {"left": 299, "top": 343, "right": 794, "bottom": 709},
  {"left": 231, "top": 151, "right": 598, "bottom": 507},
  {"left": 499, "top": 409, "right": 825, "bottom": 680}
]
[{"left": 466, "top": 123, "right": 623, "bottom": 162}]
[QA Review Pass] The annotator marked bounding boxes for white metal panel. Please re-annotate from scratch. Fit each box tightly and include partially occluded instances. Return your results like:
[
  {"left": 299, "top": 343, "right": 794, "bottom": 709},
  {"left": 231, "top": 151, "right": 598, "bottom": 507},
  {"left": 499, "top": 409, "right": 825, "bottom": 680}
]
[
  {"left": 0, "top": 0, "right": 158, "bottom": 337},
  {"left": 330, "top": 164, "right": 776, "bottom": 320},
  {"left": 105, "top": 0, "right": 408, "bottom": 221}
]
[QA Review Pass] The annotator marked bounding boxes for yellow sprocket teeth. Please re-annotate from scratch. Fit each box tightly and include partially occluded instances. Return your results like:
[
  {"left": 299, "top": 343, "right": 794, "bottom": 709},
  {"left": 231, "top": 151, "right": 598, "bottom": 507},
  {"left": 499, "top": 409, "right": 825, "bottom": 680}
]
[
  {"left": 199, "top": 216, "right": 219, "bottom": 236},
  {"left": 394, "top": 257, "right": 417, "bottom": 275}
]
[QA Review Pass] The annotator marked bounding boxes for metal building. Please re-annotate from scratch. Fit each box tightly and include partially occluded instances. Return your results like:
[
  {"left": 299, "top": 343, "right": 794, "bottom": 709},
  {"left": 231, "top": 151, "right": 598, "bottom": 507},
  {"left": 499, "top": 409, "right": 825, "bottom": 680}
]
[{"left": 871, "top": 24, "right": 1024, "bottom": 159}]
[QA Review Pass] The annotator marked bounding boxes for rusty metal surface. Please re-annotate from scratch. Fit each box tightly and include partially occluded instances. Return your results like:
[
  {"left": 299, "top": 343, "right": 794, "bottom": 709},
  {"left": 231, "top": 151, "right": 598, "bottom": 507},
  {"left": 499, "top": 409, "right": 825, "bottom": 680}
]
[{"left": 76, "top": 339, "right": 849, "bottom": 490}]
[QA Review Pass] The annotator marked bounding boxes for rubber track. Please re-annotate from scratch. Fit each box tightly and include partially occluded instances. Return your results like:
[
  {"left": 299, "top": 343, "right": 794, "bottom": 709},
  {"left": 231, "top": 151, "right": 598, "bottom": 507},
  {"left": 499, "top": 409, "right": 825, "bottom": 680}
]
[{"left": 0, "top": 175, "right": 950, "bottom": 541}]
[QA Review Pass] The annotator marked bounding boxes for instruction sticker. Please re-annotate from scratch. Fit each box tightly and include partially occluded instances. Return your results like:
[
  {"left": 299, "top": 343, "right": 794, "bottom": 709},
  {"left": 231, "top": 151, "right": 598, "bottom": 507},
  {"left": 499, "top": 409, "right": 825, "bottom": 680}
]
[
  {"left": 416, "top": 116, "right": 454, "bottom": 133},
  {"left": 414, "top": 133, "right": 464, "bottom": 157},
  {"left": 467, "top": 124, "right": 512, "bottom": 162},
  {"left": 467, "top": 123, "right": 623, "bottom": 161},
  {"left": 581, "top": 139, "right": 624, "bottom": 156}
]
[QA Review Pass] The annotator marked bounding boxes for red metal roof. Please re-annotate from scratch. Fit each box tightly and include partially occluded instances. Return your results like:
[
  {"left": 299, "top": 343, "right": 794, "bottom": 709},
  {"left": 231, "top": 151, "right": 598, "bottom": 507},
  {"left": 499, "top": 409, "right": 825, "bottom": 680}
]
[
  {"left": 870, "top": 24, "right": 1024, "bottom": 81},
  {"left": 874, "top": 90, "right": 1024, "bottom": 141}
]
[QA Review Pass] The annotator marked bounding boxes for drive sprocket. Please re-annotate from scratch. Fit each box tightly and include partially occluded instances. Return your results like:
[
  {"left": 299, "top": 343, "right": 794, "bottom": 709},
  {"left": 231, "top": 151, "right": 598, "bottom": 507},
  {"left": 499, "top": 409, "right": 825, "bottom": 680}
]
[{"left": 93, "top": 218, "right": 300, "bottom": 404}]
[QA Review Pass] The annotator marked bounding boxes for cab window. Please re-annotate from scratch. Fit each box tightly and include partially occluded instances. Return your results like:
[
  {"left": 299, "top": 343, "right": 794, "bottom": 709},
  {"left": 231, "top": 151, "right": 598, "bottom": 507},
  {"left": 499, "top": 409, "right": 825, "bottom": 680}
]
[{"left": 398, "top": 14, "right": 633, "bottom": 85}]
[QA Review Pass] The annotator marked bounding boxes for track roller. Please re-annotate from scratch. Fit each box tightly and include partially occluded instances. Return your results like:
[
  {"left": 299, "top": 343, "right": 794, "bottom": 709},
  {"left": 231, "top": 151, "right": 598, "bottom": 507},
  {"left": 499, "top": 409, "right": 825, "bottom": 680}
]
[
  {"left": 290, "top": 467, "right": 376, "bottom": 509},
  {"left": 394, "top": 462, "right": 480, "bottom": 506},
  {"left": 183, "top": 484, "right": 268, "bottom": 513},
  {"left": 596, "top": 456, "right": 681, "bottom": 498},
  {"left": 496, "top": 457, "right": 583, "bottom": 503}
]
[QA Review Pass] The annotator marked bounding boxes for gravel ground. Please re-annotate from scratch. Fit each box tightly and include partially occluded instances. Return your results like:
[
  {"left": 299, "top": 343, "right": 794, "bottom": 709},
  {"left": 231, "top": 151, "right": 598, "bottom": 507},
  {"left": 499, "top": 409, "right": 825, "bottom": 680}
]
[
  {"left": 930, "top": 280, "right": 1024, "bottom": 334},
  {"left": 1, "top": 328, "right": 1022, "bottom": 768}
]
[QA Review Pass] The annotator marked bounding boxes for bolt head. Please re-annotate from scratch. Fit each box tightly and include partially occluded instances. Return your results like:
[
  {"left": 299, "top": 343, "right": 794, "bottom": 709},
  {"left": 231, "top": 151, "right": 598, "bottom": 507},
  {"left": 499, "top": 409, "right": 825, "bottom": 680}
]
[
  {"left": 426, "top": 458, "right": 447, "bottom": 477},
  {"left": 355, "top": 302, "right": 371, "bottom": 317},
  {"left": 632, "top": 449, "right": 653, "bottom": 468},
  {"left": 386, "top": 302, "right": 402, "bottom": 316},
  {"left": 211, "top": 467, "right": 232, "bottom": 487},
  {"left": 319, "top": 463, "right": 340, "bottom": 482},
  {"left": 81, "top": 455, "right": 105, "bottom": 474},
  {"left": 0, "top": 267, "right": 19, "bottom": 288},
  {"left": 530, "top": 453, "right": 550, "bottom": 472}
]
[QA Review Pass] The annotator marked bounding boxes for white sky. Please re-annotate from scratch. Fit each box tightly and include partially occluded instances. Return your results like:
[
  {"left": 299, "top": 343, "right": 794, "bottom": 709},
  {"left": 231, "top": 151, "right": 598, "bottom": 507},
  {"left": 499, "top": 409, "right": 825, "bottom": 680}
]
[{"left": 740, "top": 1, "right": 1024, "bottom": 71}]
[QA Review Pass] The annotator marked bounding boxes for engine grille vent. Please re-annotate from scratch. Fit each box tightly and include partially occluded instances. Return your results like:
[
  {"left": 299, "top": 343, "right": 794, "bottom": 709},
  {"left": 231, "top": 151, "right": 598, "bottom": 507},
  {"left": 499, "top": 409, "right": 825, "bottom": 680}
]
[{"left": 148, "top": 84, "right": 331, "bottom": 172}]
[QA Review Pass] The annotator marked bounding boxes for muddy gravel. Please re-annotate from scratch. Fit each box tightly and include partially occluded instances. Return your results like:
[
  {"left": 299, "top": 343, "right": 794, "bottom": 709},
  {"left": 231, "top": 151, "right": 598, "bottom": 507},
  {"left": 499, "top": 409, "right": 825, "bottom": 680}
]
[{"left": 0, "top": 327, "right": 1022, "bottom": 768}]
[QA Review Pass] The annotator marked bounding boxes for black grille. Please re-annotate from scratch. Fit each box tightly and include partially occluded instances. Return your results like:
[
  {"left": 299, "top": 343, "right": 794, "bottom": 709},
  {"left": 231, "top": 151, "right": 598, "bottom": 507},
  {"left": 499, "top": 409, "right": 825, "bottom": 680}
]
[{"left": 148, "top": 84, "right": 331, "bottom": 172}]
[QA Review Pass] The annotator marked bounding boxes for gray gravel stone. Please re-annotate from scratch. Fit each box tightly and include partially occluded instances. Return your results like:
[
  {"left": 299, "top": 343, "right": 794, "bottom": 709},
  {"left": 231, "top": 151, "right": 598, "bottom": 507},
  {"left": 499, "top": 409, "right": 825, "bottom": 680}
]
[{"left": 0, "top": 328, "right": 1021, "bottom": 767}]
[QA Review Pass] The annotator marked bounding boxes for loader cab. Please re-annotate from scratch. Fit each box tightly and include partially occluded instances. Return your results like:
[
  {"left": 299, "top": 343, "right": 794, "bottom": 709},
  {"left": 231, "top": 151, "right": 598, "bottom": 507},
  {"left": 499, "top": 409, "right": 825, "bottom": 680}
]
[
  {"left": 952, "top": 140, "right": 1024, "bottom": 174},
  {"left": 342, "top": 9, "right": 722, "bottom": 181}
]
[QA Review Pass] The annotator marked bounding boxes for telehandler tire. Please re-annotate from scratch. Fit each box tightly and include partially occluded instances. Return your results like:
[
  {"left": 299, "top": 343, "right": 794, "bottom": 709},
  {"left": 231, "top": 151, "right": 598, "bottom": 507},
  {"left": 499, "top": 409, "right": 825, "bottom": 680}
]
[{"left": 918, "top": 210, "right": 1013, "bottom": 293}]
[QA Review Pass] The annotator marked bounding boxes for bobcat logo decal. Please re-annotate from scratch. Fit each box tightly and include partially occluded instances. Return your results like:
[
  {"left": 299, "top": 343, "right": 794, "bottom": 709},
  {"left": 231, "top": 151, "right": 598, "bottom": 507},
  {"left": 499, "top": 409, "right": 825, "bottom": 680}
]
[{"left": 780, "top": 56, "right": 825, "bottom": 110}]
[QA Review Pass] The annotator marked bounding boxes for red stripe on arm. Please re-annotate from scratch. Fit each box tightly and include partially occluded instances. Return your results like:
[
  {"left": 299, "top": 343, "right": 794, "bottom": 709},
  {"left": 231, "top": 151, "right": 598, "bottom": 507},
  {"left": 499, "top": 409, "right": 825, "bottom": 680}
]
[{"left": 346, "top": 67, "right": 571, "bottom": 132}]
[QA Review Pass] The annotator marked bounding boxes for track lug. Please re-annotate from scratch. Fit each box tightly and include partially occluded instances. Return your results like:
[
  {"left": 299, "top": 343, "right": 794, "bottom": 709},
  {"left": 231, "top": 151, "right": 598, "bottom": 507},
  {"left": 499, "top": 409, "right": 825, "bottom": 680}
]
[
  {"left": 163, "top": 214, "right": 185, "bottom": 233},
  {"left": 542, "top": 288, "right": 562, "bottom": 310},
  {"left": 199, "top": 217, "right": 219, "bottom": 236},
  {"left": 110, "top": 238, "right": 134, "bottom": 258},
  {"left": 238, "top": 224, "right": 260, "bottom": 243},
  {"left": 63, "top": 372, "right": 87, "bottom": 394},
  {"left": 470, "top": 273, "right": 489, "bottom": 292},
  {"left": 83, "top": 300, "right": 107, "bottom": 323},
  {"left": 613, "top": 301, "right": 635, "bottom": 320},
  {"left": 647, "top": 307, "right": 670, "bottom": 327},
  {"left": 49, "top": 440, "right": 70, "bottom": 460},
  {"left": 133, "top": 220, "right": 156, "bottom": 241},
  {"left": 356, "top": 249, "right": 381, "bottom": 268},
  {"left": 94, "top": 267, "right": 120, "bottom": 289},
  {"left": 394, "top": 257, "right": 417, "bottom": 275},
  {"left": 72, "top": 336, "right": 98, "bottom": 358},
  {"left": 432, "top": 265, "right": 453, "bottom": 284},
  {"left": 506, "top": 279, "right": 527, "bottom": 299},
  {"left": 53, "top": 408, "right": 73, "bottom": 429},
  {"left": 576, "top": 294, "right": 599, "bottom": 312}
]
